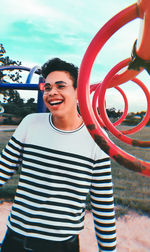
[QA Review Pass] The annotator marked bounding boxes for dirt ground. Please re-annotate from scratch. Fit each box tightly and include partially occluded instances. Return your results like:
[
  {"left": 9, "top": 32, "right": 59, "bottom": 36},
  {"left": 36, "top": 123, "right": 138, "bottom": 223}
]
[{"left": 1, "top": 202, "right": 150, "bottom": 252}]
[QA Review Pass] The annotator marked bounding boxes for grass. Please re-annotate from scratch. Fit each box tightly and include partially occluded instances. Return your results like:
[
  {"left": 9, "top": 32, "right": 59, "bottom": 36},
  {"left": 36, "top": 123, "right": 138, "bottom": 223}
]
[
  {"left": 110, "top": 125, "right": 150, "bottom": 216},
  {"left": 0, "top": 126, "right": 150, "bottom": 217}
]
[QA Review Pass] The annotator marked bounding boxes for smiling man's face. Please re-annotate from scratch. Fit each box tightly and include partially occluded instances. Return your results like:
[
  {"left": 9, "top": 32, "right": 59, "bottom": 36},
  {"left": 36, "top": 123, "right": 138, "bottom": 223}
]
[{"left": 43, "top": 70, "right": 78, "bottom": 119}]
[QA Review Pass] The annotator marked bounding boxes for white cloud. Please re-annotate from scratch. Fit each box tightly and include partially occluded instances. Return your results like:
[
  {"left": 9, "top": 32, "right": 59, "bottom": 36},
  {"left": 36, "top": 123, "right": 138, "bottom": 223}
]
[
  {"left": 1, "top": 0, "right": 63, "bottom": 21},
  {"left": 0, "top": 0, "right": 80, "bottom": 36},
  {"left": 0, "top": 0, "right": 137, "bottom": 35}
]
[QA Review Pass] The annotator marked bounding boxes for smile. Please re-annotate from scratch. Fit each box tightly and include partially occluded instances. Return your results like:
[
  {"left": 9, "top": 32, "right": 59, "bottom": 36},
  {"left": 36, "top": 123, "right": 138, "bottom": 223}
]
[{"left": 49, "top": 100, "right": 64, "bottom": 106}]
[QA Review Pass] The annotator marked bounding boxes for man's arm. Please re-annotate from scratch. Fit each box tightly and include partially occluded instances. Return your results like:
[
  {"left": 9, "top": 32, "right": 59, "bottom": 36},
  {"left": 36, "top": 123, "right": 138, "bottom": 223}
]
[
  {"left": 90, "top": 156, "right": 116, "bottom": 251},
  {"left": 0, "top": 114, "right": 30, "bottom": 186},
  {"left": 0, "top": 136, "right": 23, "bottom": 186}
]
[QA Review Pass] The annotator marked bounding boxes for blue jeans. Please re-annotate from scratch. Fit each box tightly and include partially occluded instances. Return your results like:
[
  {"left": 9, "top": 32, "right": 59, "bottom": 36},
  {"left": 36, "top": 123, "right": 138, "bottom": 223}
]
[{"left": 1, "top": 228, "right": 80, "bottom": 252}]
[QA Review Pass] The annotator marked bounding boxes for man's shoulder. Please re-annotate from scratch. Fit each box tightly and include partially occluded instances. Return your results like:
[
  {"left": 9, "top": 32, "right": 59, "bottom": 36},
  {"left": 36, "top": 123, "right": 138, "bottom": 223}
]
[
  {"left": 23, "top": 113, "right": 49, "bottom": 122},
  {"left": 18, "top": 113, "right": 49, "bottom": 129}
]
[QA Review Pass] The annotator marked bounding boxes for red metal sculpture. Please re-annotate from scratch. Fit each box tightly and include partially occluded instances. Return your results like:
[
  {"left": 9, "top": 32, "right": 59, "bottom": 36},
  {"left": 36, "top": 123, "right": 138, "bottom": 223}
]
[{"left": 77, "top": 0, "right": 150, "bottom": 176}]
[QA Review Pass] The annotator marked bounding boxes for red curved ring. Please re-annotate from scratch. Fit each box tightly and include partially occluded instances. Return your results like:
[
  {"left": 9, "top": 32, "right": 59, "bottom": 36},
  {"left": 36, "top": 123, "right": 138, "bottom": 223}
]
[
  {"left": 77, "top": 3, "right": 150, "bottom": 175},
  {"left": 118, "top": 78, "right": 150, "bottom": 135},
  {"left": 91, "top": 84, "right": 129, "bottom": 128},
  {"left": 91, "top": 84, "right": 106, "bottom": 128},
  {"left": 98, "top": 58, "right": 150, "bottom": 146},
  {"left": 91, "top": 77, "right": 149, "bottom": 136}
]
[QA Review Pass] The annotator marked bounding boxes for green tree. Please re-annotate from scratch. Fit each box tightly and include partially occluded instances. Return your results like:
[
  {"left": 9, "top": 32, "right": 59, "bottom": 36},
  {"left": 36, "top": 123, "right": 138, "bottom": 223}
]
[
  {"left": 106, "top": 107, "right": 123, "bottom": 118},
  {"left": 0, "top": 44, "right": 37, "bottom": 123},
  {"left": 0, "top": 43, "right": 22, "bottom": 103}
]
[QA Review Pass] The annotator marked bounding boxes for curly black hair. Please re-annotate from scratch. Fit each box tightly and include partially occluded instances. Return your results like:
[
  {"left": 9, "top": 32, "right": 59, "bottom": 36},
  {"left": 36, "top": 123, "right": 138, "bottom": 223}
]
[{"left": 41, "top": 58, "right": 78, "bottom": 88}]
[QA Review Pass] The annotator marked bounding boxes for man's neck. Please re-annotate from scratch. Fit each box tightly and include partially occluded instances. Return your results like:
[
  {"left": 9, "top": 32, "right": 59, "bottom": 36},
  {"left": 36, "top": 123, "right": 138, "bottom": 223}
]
[{"left": 52, "top": 113, "right": 83, "bottom": 131}]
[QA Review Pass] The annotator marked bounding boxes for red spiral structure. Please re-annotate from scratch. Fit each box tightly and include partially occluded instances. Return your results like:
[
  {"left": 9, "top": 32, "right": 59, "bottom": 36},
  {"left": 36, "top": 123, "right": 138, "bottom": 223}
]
[{"left": 77, "top": 0, "right": 150, "bottom": 176}]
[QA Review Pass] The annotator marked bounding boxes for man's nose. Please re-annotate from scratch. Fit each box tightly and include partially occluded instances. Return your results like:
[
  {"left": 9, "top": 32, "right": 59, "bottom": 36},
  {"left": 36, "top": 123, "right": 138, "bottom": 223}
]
[{"left": 49, "top": 87, "right": 58, "bottom": 96}]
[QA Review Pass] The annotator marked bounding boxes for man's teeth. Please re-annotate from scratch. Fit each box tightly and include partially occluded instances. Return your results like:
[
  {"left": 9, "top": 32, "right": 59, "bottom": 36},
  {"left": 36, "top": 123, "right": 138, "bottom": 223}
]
[{"left": 50, "top": 101, "right": 63, "bottom": 105}]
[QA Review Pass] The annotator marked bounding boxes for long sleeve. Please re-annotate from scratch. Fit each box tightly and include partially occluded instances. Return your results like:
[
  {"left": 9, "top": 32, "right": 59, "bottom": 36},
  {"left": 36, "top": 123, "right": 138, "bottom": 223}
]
[
  {"left": 90, "top": 152, "right": 116, "bottom": 251},
  {"left": 0, "top": 136, "right": 23, "bottom": 186},
  {"left": 0, "top": 115, "right": 30, "bottom": 186}
]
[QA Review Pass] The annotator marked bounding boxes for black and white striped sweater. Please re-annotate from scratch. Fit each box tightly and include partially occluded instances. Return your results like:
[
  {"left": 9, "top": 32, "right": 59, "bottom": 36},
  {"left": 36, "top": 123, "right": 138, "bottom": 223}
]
[{"left": 0, "top": 113, "right": 116, "bottom": 251}]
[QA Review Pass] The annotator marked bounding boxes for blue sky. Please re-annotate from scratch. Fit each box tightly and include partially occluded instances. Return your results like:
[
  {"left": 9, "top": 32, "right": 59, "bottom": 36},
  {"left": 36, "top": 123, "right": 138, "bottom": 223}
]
[{"left": 0, "top": 0, "right": 149, "bottom": 112}]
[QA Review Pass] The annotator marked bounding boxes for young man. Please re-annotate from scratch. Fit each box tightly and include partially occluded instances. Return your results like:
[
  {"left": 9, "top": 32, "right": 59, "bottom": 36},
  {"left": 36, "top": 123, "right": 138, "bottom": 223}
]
[{"left": 0, "top": 58, "right": 116, "bottom": 251}]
